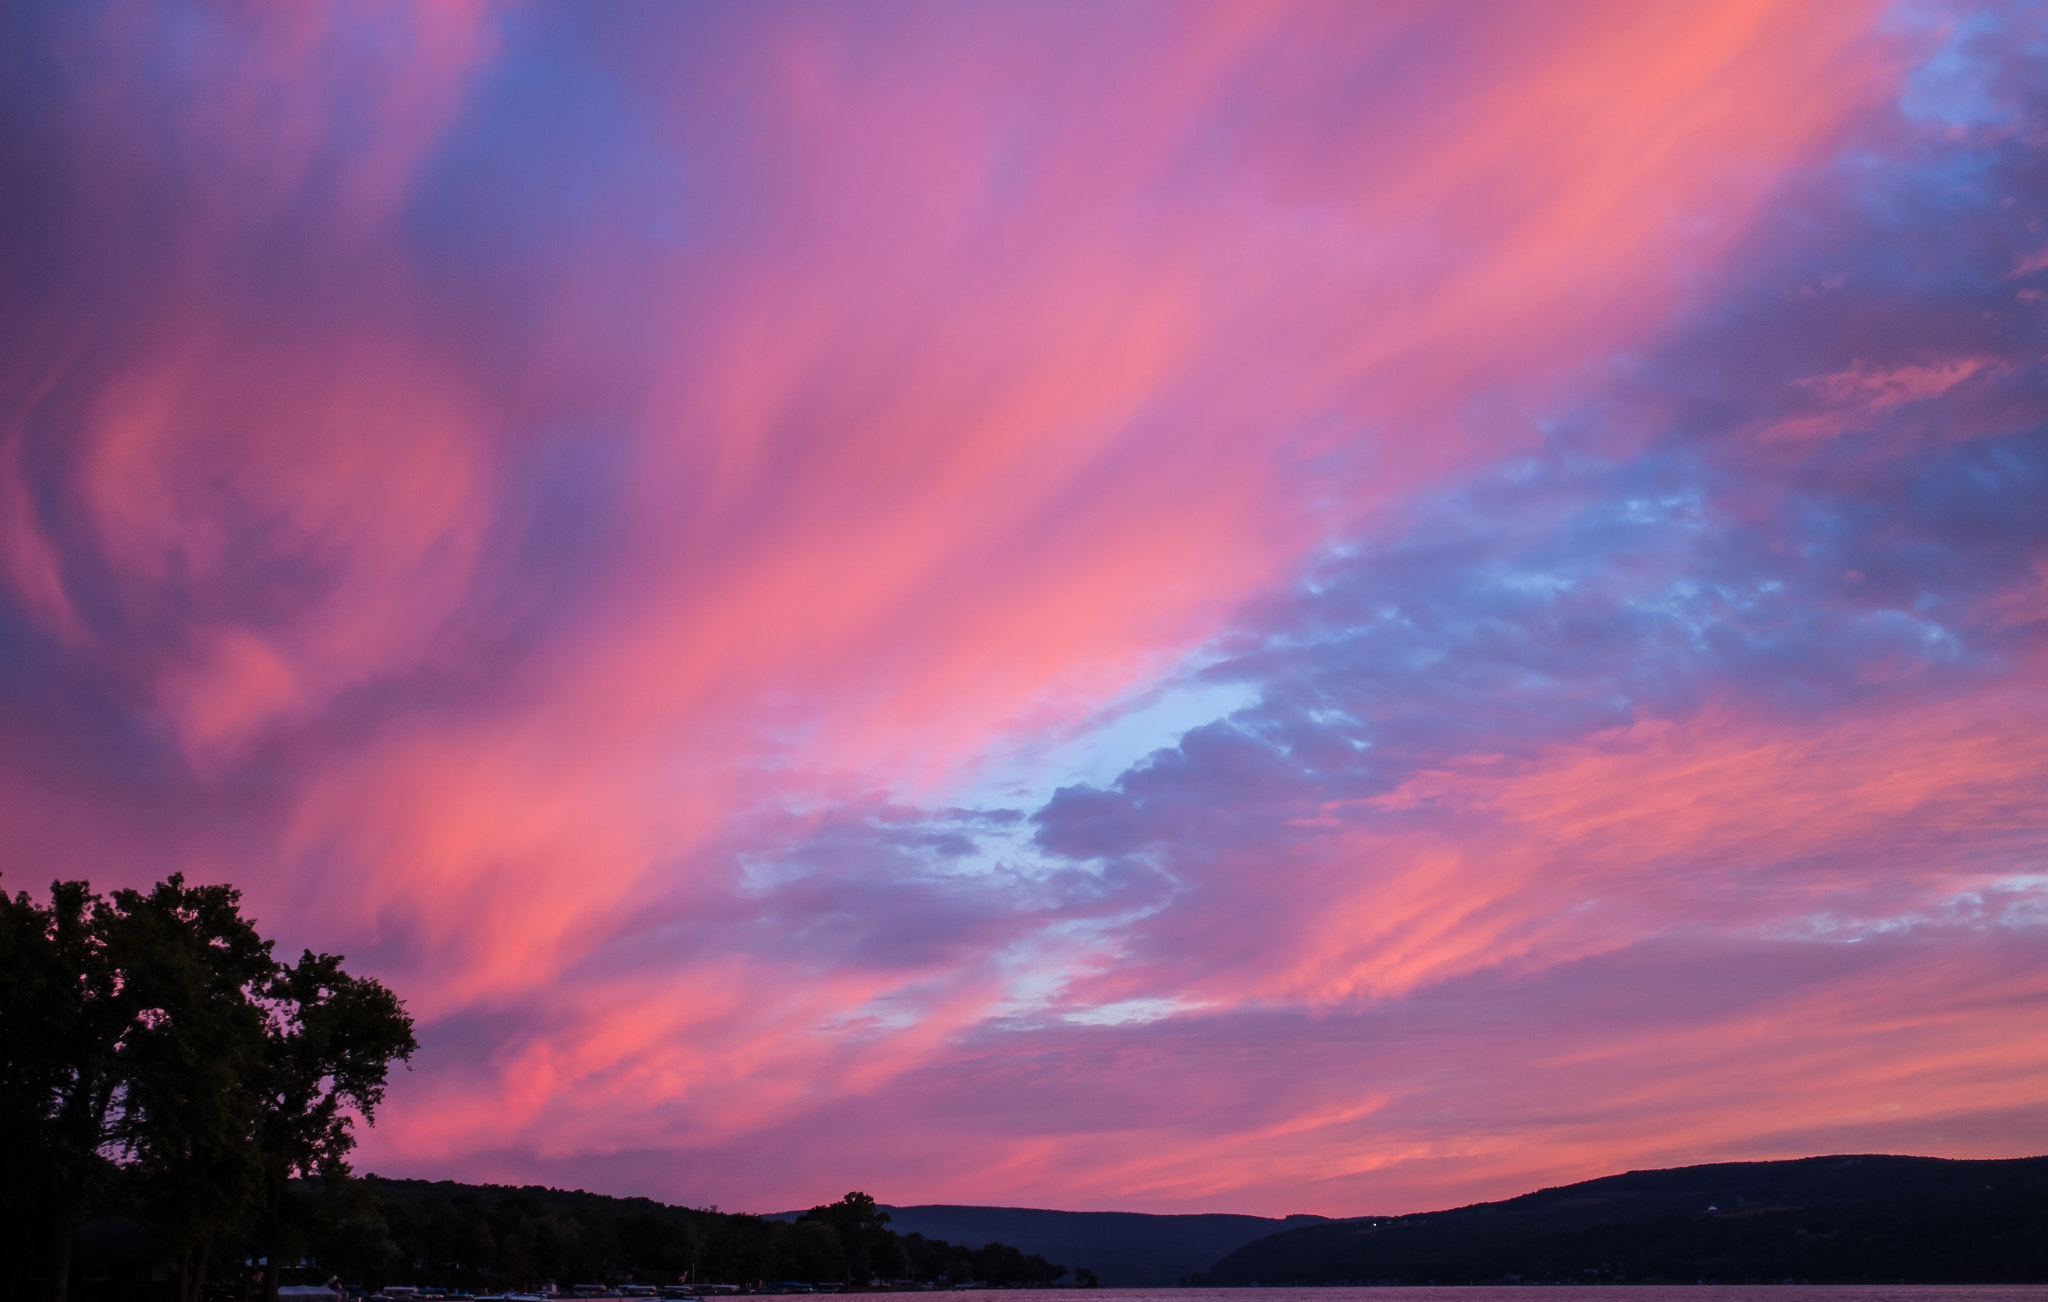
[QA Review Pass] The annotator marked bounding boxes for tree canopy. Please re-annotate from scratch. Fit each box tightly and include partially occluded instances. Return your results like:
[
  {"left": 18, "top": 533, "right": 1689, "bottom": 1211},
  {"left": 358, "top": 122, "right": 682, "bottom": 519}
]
[
  {"left": 0, "top": 875, "right": 415, "bottom": 1302},
  {"left": 292, "top": 1178, "right": 1079, "bottom": 1294}
]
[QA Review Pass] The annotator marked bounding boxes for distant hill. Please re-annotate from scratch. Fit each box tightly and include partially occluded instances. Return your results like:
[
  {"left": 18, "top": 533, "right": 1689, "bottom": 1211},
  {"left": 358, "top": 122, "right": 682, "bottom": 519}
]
[
  {"left": 1194, "top": 1154, "right": 2048, "bottom": 1285},
  {"left": 768, "top": 1205, "right": 1330, "bottom": 1286}
]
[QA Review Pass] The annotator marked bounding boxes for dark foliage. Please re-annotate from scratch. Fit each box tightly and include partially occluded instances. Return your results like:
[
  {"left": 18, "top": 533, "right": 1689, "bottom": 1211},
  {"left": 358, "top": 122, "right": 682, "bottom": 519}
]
[
  {"left": 1193, "top": 1154, "right": 2048, "bottom": 1284},
  {"left": 302, "top": 1179, "right": 1076, "bottom": 1293},
  {"left": 0, "top": 880, "right": 130, "bottom": 1302},
  {"left": 0, "top": 876, "right": 415, "bottom": 1302}
]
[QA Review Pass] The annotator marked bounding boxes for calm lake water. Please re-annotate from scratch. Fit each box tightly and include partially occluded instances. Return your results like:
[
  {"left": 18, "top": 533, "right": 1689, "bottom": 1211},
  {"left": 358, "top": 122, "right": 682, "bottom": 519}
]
[{"left": 869, "top": 1291, "right": 2048, "bottom": 1302}]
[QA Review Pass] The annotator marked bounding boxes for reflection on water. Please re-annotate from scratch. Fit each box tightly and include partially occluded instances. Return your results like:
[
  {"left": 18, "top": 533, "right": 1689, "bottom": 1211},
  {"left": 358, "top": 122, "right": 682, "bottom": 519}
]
[{"left": 868, "top": 1291, "right": 2048, "bottom": 1302}]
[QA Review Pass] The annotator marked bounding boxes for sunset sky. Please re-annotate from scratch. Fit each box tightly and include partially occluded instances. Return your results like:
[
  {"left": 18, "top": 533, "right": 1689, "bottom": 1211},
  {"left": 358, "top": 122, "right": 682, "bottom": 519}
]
[{"left": 4, "top": 0, "right": 2047, "bottom": 1217}]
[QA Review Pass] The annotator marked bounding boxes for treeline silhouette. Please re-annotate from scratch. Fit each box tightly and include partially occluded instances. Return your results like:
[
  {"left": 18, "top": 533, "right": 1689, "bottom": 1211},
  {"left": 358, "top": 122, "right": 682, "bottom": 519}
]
[
  {"left": 1, "top": 876, "right": 416, "bottom": 1302},
  {"left": 1, "top": 877, "right": 1086, "bottom": 1300},
  {"left": 1192, "top": 1154, "right": 2048, "bottom": 1284},
  {"left": 302, "top": 1181, "right": 1083, "bottom": 1293}
]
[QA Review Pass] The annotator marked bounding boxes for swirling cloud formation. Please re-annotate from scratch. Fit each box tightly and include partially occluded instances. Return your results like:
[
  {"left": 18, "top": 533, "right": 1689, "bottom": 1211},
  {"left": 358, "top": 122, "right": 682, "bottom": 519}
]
[{"left": 3, "top": 0, "right": 2045, "bottom": 1214}]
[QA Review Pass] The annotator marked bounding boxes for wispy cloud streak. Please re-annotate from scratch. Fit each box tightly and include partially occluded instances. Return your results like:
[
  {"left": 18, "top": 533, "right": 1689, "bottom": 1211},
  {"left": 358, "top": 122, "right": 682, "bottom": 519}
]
[{"left": 2, "top": 0, "right": 2044, "bottom": 1214}]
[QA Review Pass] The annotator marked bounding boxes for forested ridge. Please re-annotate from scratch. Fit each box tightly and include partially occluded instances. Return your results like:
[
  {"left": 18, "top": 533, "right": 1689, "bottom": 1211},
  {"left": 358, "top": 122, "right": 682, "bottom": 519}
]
[
  {"left": 292, "top": 1181, "right": 1082, "bottom": 1293},
  {"left": 1194, "top": 1154, "right": 2048, "bottom": 1285}
]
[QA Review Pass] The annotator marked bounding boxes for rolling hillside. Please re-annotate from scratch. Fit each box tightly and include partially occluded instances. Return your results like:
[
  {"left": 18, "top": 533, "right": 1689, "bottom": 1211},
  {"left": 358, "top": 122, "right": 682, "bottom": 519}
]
[
  {"left": 1194, "top": 1154, "right": 2048, "bottom": 1285},
  {"left": 768, "top": 1204, "right": 1329, "bottom": 1285}
]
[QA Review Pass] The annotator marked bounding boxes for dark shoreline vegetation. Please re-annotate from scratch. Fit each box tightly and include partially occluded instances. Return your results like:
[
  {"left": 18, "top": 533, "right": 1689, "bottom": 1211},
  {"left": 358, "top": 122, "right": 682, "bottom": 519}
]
[{"left": 286, "top": 1182, "right": 1083, "bottom": 1293}]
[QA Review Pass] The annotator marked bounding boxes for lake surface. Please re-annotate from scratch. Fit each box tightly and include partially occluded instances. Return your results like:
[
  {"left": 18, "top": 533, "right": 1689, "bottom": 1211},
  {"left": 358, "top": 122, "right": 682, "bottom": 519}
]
[{"left": 869, "top": 1291, "right": 2048, "bottom": 1302}]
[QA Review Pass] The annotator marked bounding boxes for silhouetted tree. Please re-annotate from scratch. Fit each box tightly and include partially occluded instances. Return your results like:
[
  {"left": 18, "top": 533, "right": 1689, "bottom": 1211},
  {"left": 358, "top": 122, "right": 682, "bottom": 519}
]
[
  {"left": 254, "top": 950, "right": 416, "bottom": 1302},
  {"left": 798, "top": 1191, "right": 893, "bottom": 1282},
  {"left": 109, "top": 876, "right": 276, "bottom": 1302},
  {"left": 0, "top": 881, "right": 132, "bottom": 1302},
  {"left": 0, "top": 874, "right": 415, "bottom": 1302}
]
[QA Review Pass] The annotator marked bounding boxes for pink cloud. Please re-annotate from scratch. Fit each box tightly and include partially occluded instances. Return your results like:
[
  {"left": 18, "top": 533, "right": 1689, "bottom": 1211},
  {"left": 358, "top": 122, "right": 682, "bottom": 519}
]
[
  {"left": 6, "top": 0, "right": 2046, "bottom": 1219},
  {"left": 1759, "top": 356, "right": 1996, "bottom": 442}
]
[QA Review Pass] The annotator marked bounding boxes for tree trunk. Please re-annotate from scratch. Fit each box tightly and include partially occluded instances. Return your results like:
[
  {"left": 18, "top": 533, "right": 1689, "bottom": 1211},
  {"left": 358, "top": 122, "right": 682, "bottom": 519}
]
[
  {"left": 178, "top": 1240, "right": 211, "bottom": 1302},
  {"left": 50, "top": 1214, "right": 73, "bottom": 1302},
  {"left": 264, "top": 1178, "right": 283, "bottom": 1302}
]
